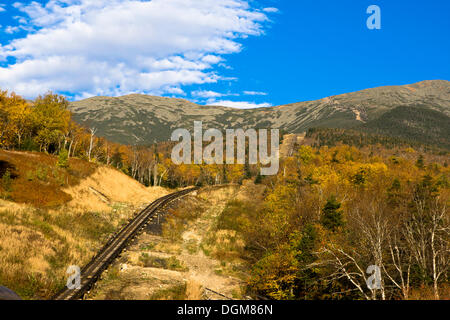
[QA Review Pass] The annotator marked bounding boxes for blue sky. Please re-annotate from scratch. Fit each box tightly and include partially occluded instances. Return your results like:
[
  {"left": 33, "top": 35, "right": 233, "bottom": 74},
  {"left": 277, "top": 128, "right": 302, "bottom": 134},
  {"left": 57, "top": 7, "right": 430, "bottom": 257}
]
[{"left": 0, "top": 0, "right": 449, "bottom": 108}]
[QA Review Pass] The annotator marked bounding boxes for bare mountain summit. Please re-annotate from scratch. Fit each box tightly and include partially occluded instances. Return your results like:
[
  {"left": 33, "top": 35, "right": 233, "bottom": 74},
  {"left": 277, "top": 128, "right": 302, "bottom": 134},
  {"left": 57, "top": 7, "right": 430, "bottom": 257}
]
[{"left": 70, "top": 80, "right": 450, "bottom": 146}]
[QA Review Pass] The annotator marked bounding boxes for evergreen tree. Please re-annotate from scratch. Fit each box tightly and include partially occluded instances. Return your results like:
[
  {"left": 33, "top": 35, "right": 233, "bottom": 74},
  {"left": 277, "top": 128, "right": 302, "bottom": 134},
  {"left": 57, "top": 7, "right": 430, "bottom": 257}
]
[
  {"left": 320, "top": 195, "right": 344, "bottom": 231},
  {"left": 254, "top": 171, "right": 262, "bottom": 184},
  {"left": 416, "top": 155, "right": 425, "bottom": 169}
]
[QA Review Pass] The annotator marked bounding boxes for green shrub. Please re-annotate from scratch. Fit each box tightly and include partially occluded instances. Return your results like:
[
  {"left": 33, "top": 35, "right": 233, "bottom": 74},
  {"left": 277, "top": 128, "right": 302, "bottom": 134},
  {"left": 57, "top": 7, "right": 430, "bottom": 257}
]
[
  {"left": 2, "top": 169, "right": 12, "bottom": 192},
  {"left": 36, "top": 166, "right": 48, "bottom": 181},
  {"left": 52, "top": 168, "right": 66, "bottom": 186},
  {"left": 57, "top": 149, "right": 69, "bottom": 169},
  {"left": 150, "top": 283, "right": 187, "bottom": 300}
]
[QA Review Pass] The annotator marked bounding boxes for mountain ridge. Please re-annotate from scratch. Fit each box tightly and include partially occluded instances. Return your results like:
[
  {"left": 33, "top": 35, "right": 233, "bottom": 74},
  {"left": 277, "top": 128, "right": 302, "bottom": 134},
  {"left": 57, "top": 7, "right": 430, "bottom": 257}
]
[{"left": 69, "top": 80, "right": 450, "bottom": 146}]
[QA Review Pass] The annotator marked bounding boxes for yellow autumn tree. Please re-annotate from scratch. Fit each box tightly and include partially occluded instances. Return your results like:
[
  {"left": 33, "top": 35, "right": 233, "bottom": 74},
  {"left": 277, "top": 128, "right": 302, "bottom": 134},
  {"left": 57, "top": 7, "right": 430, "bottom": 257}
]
[
  {"left": 0, "top": 90, "right": 33, "bottom": 149},
  {"left": 32, "top": 93, "right": 71, "bottom": 152}
]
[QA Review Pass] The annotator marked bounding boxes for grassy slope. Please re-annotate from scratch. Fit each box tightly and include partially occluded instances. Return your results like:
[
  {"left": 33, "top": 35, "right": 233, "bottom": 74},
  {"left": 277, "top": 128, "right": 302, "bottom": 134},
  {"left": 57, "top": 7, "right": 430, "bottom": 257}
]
[
  {"left": 0, "top": 150, "right": 96, "bottom": 207},
  {"left": 0, "top": 150, "right": 167, "bottom": 299}
]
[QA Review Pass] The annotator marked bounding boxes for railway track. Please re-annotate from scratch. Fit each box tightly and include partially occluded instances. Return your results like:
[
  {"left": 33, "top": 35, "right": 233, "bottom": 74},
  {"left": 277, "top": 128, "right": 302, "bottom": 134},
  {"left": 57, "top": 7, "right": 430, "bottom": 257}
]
[{"left": 53, "top": 187, "right": 198, "bottom": 300}]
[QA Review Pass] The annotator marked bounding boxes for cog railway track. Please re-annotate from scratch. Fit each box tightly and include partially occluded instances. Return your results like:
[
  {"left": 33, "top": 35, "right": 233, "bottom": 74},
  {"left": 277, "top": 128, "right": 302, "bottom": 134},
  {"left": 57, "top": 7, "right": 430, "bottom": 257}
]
[{"left": 53, "top": 187, "right": 198, "bottom": 300}]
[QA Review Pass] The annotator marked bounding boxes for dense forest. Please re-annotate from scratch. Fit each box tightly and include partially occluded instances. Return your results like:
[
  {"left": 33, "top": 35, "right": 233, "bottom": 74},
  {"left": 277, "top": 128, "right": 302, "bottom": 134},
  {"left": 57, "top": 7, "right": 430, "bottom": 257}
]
[
  {"left": 306, "top": 128, "right": 427, "bottom": 150},
  {"left": 306, "top": 127, "right": 449, "bottom": 153},
  {"left": 360, "top": 105, "right": 450, "bottom": 149}
]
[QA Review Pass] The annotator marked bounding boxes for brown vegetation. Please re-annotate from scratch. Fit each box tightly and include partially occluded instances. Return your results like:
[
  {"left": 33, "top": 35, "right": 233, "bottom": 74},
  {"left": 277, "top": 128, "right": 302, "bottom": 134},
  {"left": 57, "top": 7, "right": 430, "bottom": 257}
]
[{"left": 0, "top": 149, "right": 96, "bottom": 207}]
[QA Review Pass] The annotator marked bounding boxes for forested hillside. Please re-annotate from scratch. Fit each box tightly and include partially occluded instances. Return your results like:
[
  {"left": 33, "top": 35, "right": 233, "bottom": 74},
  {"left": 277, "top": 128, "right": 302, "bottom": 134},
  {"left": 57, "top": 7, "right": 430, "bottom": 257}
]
[
  {"left": 215, "top": 145, "right": 449, "bottom": 300},
  {"left": 305, "top": 127, "right": 449, "bottom": 153},
  {"left": 360, "top": 106, "right": 450, "bottom": 149}
]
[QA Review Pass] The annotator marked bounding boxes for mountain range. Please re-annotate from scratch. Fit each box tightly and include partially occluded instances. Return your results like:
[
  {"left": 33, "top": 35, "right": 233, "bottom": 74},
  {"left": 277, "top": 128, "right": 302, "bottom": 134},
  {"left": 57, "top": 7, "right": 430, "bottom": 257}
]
[{"left": 69, "top": 80, "right": 450, "bottom": 148}]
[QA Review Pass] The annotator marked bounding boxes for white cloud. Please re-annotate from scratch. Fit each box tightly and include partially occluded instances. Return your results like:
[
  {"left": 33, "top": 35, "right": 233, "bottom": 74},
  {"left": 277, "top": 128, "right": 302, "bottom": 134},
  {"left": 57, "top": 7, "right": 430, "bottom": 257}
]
[
  {"left": 192, "top": 90, "right": 224, "bottom": 98},
  {"left": 191, "top": 89, "right": 240, "bottom": 98},
  {"left": 5, "top": 26, "right": 20, "bottom": 34},
  {"left": 263, "top": 7, "right": 279, "bottom": 13},
  {"left": 202, "top": 55, "right": 223, "bottom": 64},
  {"left": 4, "top": 22, "right": 34, "bottom": 34},
  {"left": 243, "top": 90, "right": 267, "bottom": 96},
  {"left": 164, "top": 87, "right": 186, "bottom": 95},
  {"left": 13, "top": 16, "right": 29, "bottom": 25},
  {"left": 207, "top": 99, "right": 272, "bottom": 109},
  {"left": 0, "top": 0, "right": 274, "bottom": 98}
]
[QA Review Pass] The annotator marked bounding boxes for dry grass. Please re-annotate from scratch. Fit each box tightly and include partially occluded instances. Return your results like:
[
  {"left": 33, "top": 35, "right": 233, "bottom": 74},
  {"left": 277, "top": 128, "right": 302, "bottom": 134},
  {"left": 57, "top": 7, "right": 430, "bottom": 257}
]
[
  {"left": 185, "top": 280, "right": 204, "bottom": 300},
  {"left": 206, "top": 230, "right": 245, "bottom": 261},
  {"left": 234, "top": 179, "right": 266, "bottom": 202},
  {"left": 0, "top": 201, "right": 128, "bottom": 299},
  {"left": 149, "top": 283, "right": 187, "bottom": 300},
  {"left": 409, "top": 284, "right": 450, "bottom": 300},
  {"left": 63, "top": 166, "right": 168, "bottom": 213},
  {"left": 0, "top": 223, "right": 55, "bottom": 297},
  {"left": 0, "top": 150, "right": 169, "bottom": 299},
  {"left": 162, "top": 186, "right": 247, "bottom": 298}
]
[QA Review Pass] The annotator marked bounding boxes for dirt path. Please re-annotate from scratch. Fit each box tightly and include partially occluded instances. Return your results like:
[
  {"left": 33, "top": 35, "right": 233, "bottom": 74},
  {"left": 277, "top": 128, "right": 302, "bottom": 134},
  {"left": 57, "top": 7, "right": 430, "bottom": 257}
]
[
  {"left": 177, "top": 190, "right": 242, "bottom": 300},
  {"left": 280, "top": 133, "right": 306, "bottom": 157}
]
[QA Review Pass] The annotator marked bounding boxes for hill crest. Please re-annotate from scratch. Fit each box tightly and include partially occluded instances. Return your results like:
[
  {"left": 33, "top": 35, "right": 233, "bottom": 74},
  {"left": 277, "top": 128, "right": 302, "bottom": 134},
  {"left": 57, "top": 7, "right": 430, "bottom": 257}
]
[{"left": 69, "top": 80, "right": 450, "bottom": 145}]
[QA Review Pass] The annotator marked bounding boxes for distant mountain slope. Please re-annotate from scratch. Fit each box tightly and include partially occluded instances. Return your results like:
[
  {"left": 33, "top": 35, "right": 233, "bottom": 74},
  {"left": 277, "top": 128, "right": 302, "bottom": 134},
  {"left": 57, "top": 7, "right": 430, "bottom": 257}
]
[
  {"left": 360, "top": 105, "right": 450, "bottom": 149},
  {"left": 69, "top": 80, "right": 450, "bottom": 145}
]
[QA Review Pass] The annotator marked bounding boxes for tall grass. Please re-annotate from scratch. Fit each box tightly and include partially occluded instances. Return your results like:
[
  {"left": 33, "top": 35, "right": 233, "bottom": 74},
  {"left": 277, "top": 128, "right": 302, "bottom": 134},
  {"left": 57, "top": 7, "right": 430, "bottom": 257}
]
[{"left": 0, "top": 201, "right": 139, "bottom": 299}]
